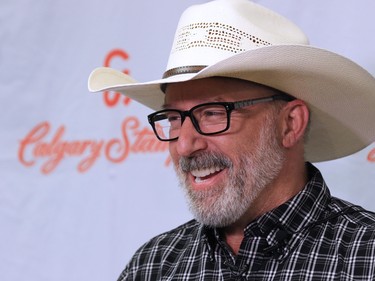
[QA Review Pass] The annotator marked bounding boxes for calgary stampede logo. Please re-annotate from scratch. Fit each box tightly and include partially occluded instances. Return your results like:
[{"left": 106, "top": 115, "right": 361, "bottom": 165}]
[
  {"left": 17, "top": 49, "right": 170, "bottom": 174},
  {"left": 18, "top": 118, "right": 169, "bottom": 174}
]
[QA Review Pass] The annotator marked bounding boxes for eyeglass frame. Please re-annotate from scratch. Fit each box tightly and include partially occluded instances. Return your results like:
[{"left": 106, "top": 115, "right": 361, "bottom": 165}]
[{"left": 147, "top": 94, "right": 295, "bottom": 141}]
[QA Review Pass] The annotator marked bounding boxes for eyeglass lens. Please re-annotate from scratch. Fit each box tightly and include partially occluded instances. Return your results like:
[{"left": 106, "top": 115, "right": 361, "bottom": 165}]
[{"left": 152, "top": 104, "right": 229, "bottom": 140}]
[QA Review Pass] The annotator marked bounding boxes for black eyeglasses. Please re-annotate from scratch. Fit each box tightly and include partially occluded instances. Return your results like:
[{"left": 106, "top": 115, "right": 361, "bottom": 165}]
[{"left": 148, "top": 94, "right": 294, "bottom": 141}]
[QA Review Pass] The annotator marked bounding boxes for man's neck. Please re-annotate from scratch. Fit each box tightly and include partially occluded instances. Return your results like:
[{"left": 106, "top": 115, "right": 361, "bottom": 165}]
[{"left": 222, "top": 227, "right": 244, "bottom": 255}]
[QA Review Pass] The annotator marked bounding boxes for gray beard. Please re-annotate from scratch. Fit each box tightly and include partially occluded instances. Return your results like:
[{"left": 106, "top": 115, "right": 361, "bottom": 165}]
[{"left": 174, "top": 113, "right": 285, "bottom": 228}]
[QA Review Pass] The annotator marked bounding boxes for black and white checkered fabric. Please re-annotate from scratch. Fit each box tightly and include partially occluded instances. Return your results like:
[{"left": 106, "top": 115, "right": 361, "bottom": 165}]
[{"left": 118, "top": 163, "right": 375, "bottom": 280}]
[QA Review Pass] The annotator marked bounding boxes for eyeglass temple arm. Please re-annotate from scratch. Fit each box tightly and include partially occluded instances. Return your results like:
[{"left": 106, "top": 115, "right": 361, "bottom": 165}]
[{"left": 233, "top": 94, "right": 295, "bottom": 110}]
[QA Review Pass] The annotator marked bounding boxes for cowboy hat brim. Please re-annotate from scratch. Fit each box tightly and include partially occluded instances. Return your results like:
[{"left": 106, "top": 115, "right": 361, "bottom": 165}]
[{"left": 88, "top": 44, "right": 375, "bottom": 163}]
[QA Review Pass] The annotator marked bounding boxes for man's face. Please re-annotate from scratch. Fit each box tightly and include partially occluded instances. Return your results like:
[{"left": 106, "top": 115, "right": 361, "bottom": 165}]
[{"left": 165, "top": 77, "right": 286, "bottom": 227}]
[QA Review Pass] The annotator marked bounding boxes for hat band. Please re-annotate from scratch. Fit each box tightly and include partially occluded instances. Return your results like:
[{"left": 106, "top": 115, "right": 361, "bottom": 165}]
[{"left": 162, "top": 65, "right": 207, "bottom": 79}]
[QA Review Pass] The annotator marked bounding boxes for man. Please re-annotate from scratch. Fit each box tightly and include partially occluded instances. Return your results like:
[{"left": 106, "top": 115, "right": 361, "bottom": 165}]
[{"left": 89, "top": 0, "right": 375, "bottom": 280}]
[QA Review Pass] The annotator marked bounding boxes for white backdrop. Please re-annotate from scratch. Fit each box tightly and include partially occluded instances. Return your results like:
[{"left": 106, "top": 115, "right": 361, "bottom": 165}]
[{"left": 1, "top": 0, "right": 374, "bottom": 280}]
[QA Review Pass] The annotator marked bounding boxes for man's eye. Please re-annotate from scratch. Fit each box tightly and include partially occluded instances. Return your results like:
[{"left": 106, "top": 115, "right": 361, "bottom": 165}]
[
  {"left": 202, "top": 109, "right": 226, "bottom": 118},
  {"left": 167, "top": 115, "right": 181, "bottom": 123}
]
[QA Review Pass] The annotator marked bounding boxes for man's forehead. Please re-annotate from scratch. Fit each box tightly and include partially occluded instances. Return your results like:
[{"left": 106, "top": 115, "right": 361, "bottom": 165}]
[{"left": 163, "top": 77, "right": 283, "bottom": 105}]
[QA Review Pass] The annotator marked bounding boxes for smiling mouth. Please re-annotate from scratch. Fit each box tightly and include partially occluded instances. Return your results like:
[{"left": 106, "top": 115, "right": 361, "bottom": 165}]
[{"left": 191, "top": 166, "right": 224, "bottom": 183}]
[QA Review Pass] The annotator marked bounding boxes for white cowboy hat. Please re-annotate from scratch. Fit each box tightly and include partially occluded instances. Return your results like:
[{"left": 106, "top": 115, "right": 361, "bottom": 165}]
[{"left": 88, "top": 0, "right": 375, "bottom": 163}]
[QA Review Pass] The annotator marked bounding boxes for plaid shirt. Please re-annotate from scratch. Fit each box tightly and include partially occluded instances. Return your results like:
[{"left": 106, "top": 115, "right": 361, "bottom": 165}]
[{"left": 118, "top": 164, "right": 375, "bottom": 280}]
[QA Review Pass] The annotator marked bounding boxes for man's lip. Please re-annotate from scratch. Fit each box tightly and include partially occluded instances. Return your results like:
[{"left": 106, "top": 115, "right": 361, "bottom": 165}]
[
  {"left": 190, "top": 166, "right": 224, "bottom": 179},
  {"left": 187, "top": 168, "right": 226, "bottom": 190}
]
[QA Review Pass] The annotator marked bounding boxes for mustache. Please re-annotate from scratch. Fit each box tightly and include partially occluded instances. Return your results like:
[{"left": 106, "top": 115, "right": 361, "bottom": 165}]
[{"left": 179, "top": 152, "right": 232, "bottom": 172}]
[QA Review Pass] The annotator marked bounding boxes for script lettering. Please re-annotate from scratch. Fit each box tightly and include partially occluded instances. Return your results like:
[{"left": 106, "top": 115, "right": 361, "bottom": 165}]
[
  {"left": 18, "top": 117, "right": 169, "bottom": 174},
  {"left": 19, "top": 121, "right": 50, "bottom": 166},
  {"left": 367, "top": 148, "right": 375, "bottom": 162}
]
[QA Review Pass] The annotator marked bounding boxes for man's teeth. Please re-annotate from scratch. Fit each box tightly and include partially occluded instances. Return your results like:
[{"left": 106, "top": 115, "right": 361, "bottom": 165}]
[{"left": 191, "top": 167, "right": 222, "bottom": 181}]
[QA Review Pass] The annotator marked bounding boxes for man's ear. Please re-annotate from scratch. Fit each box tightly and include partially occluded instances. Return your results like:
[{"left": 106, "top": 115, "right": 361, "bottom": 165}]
[{"left": 280, "top": 100, "right": 310, "bottom": 148}]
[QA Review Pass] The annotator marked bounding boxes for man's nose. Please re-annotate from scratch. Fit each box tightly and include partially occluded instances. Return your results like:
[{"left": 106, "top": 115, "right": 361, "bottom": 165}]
[{"left": 175, "top": 117, "right": 208, "bottom": 157}]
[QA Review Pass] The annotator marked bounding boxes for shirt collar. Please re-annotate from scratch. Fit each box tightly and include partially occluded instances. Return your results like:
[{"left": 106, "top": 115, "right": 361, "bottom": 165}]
[{"left": 246, "top": 162, "right": 331, "bottom": 248}]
